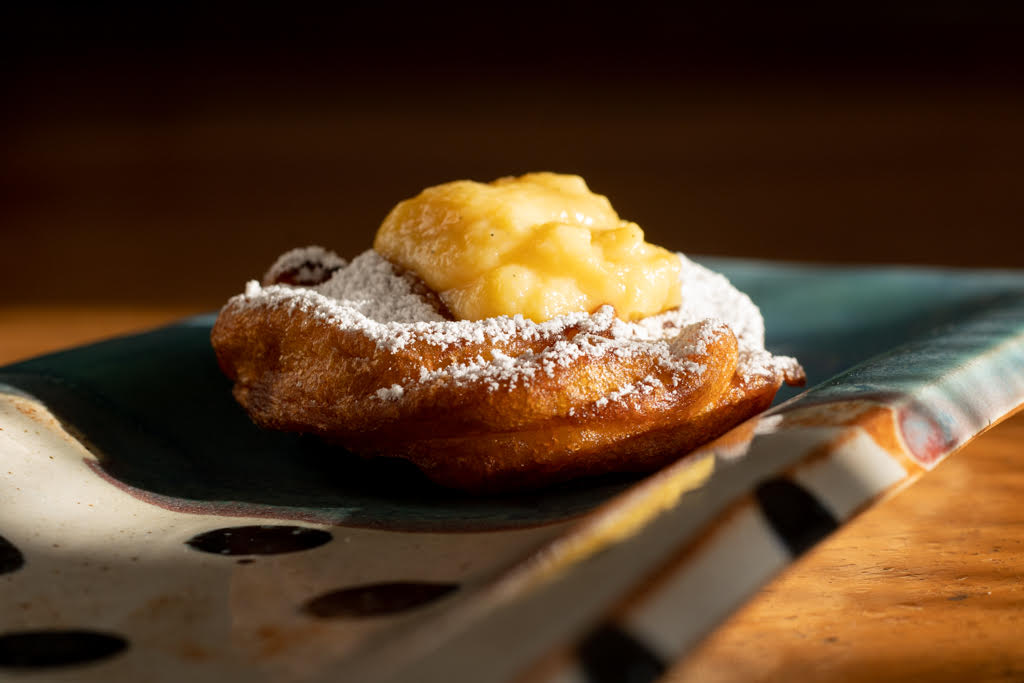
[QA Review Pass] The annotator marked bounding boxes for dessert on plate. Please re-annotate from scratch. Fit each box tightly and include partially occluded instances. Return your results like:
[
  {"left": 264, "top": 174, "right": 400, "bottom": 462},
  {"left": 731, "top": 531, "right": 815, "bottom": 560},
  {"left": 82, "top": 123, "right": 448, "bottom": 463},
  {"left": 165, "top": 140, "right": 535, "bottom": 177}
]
[{"left": 211, "top": 173, "right": 804, "bottom": 492}]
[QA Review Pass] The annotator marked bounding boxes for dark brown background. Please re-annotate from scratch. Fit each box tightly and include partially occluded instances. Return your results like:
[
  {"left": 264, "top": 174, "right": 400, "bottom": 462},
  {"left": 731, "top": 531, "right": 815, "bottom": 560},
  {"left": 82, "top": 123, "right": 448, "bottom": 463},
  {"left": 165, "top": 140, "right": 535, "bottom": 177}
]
[{"left": 3, "top": 4, "right": 1023, "bottom": 309}]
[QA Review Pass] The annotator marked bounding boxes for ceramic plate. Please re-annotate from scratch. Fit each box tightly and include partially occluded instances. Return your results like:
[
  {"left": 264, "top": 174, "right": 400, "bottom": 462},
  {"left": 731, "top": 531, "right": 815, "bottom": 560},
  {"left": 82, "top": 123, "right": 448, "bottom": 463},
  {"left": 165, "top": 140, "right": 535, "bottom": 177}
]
[{"left": 2, "top": 260, "right": 1023, "bottom": 682}]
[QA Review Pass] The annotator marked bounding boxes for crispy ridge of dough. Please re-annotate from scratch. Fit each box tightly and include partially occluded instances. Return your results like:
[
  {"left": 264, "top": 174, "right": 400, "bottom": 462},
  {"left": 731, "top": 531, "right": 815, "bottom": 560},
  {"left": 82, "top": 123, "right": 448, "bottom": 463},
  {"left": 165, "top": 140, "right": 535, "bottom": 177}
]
[{"left": 211, "top": 251, "right": 804, "bottom": 492}]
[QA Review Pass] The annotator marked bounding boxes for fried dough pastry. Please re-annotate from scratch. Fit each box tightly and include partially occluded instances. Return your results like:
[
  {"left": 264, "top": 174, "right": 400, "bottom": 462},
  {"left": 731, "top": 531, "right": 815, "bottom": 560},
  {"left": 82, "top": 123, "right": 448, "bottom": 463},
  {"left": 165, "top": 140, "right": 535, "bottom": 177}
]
[{"left": 212, "top": 247, "right": 804, "bottom": 492}]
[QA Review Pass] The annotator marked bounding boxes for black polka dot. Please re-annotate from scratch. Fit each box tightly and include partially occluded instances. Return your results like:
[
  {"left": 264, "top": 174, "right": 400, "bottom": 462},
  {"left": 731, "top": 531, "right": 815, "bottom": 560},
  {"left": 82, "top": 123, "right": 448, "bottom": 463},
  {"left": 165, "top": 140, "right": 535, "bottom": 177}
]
[
  {"left": 577, "top": 623, "right": 665, "bottom": 683},
  {"left": 303, "top": 582, "right": 458, "bottom": 618},
  {"left": 0, "top": 630, "right": 128, "bottom": 668},
  {"left": 185, "top": 525, "right": 332, "bottom": 556},
  {"left": 755, "top": 477, "right": 839, "bottom": 557},
  {"left": 0, "top": 534, "right": 24, "bottom": 574}
]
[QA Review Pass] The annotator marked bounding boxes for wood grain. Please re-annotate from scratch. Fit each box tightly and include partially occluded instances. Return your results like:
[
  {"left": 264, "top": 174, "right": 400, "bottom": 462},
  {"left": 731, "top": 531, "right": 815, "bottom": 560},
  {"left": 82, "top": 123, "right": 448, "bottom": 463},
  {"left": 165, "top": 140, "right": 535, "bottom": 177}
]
[{"left": 669, "top": 410, "right": 1024, "bottom": 682}]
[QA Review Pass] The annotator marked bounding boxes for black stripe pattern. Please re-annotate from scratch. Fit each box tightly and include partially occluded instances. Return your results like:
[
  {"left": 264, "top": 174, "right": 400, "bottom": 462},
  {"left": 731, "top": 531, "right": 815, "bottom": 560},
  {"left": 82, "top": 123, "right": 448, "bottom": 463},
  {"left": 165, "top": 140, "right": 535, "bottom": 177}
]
[
  {"left": 578, "top": 623, "right": 666, "bottom": 683},
  {"left": 755, "top": 477, "right": 839, "bottom": 556}
]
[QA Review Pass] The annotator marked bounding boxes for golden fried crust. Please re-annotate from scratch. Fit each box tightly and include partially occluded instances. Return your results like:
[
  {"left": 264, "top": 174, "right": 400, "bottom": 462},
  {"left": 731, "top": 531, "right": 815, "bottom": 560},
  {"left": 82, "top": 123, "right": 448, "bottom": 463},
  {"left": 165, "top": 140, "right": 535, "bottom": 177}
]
[{"left": 211, "top": 290, "right": 800, "bottom": 492}]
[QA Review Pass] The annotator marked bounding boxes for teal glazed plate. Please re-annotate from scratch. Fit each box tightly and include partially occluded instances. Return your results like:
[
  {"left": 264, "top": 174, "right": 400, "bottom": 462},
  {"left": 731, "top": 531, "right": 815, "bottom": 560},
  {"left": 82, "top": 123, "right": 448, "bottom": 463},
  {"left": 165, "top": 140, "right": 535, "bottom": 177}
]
[{"left": 1, "top": 259, "right": 1023, "bottom": 682}]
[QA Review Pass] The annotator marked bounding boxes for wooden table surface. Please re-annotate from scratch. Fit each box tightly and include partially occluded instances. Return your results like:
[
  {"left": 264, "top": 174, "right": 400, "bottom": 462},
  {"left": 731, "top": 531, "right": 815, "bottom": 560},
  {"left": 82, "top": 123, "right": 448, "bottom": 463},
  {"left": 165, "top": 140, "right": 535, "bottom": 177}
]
[
  {"left": 672, "top": 410, "right": 1024, "bottom": 682},
  {"left": 3, "top": 308, "right": 1022, "bottom": 680}
]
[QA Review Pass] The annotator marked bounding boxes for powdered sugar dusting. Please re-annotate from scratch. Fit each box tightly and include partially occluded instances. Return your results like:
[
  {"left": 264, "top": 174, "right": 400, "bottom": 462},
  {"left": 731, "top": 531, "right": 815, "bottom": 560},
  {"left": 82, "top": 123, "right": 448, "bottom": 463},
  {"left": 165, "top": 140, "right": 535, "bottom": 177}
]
[
  {"left": 229, "top": 248, "right": 800, "bottom": 407},
  {"left": 315, "top": 251, "right": 446, "bottom": 324},
  {"left": 374, "top": 384, "right": 405, "bottom": 401},
  {"left": 264, "top": 245, "right": 347, "bottom": 285}
]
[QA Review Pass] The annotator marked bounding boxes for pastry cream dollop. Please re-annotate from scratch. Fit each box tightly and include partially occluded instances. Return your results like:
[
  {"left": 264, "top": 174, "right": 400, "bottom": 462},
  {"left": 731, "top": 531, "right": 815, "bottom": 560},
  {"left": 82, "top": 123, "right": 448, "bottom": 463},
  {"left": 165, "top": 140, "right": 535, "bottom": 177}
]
[{"left": 373, "top": 173, "right": 682, "bottom": 322}]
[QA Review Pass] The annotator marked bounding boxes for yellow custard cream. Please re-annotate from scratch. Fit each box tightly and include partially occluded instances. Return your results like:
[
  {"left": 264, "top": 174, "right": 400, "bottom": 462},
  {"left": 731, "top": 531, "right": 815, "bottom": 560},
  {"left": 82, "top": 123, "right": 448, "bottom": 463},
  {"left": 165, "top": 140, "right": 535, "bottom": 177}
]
[{"left": 373, "top": 173, "right": 682, "bottom": 322}]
